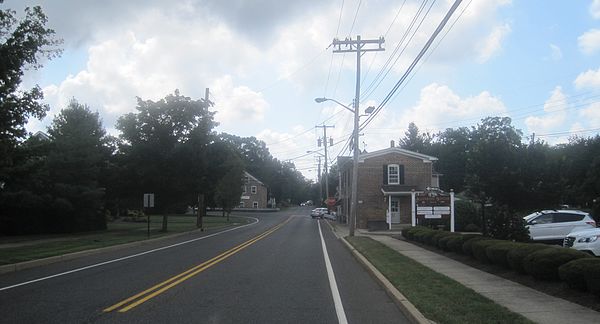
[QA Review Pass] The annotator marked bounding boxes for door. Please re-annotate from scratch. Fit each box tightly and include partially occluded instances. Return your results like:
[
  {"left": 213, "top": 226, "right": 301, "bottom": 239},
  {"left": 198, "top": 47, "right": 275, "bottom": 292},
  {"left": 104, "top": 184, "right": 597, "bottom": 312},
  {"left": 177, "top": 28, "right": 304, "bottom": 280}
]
[{"left": 390, "top": 196, "right": 401, "bottom": 223}]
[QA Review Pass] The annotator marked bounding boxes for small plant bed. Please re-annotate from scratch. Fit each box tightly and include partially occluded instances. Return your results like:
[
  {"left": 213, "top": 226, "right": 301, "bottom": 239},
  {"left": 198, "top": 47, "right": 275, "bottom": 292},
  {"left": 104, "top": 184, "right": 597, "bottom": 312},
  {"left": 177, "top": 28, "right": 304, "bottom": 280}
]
[
  {"left": 395, "top": 227, "right": 600, "bottom": 312},
  {"left": 0, "top": 214, "right": 251, "bottom": 265},
  {"left": 347, "top": 236, "right": 533, "bottom": 324}
]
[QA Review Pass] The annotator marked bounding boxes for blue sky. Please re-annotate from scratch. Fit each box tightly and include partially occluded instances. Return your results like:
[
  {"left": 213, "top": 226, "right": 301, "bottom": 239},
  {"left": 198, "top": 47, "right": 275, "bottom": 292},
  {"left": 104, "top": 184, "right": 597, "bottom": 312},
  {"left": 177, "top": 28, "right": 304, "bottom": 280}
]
[{"left": 11, "top": 0, "right": 600, "bottom": 180}]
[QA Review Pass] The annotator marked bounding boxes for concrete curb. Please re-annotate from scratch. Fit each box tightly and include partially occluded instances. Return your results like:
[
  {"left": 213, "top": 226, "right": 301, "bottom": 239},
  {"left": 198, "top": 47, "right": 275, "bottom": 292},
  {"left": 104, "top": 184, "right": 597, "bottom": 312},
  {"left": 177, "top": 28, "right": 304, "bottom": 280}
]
[
  {"left": 0, "top": 226, "right": 222, "bottom": 275},
  {"left": 340, "top": 237, "right": 431, "bottom": 324}
]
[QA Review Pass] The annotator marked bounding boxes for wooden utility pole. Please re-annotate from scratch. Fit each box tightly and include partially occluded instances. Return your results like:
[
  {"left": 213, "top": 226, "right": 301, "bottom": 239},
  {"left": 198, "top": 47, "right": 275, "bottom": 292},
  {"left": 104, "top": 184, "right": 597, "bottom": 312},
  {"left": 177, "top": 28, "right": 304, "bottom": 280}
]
[
  {"left": 331, "top": 36, "right": 384, "bottom": 236},
  {"left": 316, "top": 125, "right": 334, "bottom": 204}
]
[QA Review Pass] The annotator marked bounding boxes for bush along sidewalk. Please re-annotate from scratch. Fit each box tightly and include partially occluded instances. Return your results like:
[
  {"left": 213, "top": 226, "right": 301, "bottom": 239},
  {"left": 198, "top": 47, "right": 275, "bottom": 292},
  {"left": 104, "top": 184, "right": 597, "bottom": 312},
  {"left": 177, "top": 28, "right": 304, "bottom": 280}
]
[{"left": 401, "top": 226, "right": 600, "bottom": 295}]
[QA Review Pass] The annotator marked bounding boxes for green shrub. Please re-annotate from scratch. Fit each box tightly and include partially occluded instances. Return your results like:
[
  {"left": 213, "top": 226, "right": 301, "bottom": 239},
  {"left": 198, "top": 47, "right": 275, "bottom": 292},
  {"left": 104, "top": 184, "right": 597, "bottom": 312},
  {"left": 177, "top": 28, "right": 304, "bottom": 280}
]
[
  {"left": 584, "top": 262, "right": 600, "bottom": 296},
  {"left": 559, "top": 258, "right": 600, "bottom": 291},
  {"left": 438, "top": 234, "right": 462, "bottom": 251},
  {"left": 446, "top": 234, "right": 481, "bottom": 254},
  {"left": 486, "top": 241, "right": 521, "bottom": 268},
  {"left": 506, "top": 243, "right": 553, "bottom": 274},
  {"left": 523, "top": 248, "right": 592, "bottom": 281},
  {"left": 472, "top": 239, "right": 504, "bottom": 263},
  {"left": 431, "top": 231, "right": 455, "bottom": 248},
  {"left": 464, "top": 223, "right": 481, "bottom": 232},
  {"left": 485, "top": 205, "right": 530, "bottom": 242},
  {"left": 422, "top": 230, "right": 441, "bottom": 245},
  {"left": 463, "top": 236, "right": 491, "bottom": 257},
  {"left": 455, "top": 200, "right": 480, "bottom": 231}
]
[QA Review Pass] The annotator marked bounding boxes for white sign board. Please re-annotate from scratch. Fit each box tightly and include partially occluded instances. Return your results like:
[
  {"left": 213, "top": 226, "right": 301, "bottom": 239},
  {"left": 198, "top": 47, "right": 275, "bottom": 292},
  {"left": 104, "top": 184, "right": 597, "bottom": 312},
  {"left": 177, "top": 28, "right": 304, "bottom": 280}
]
[
  {"left": 143, "top": 193, "right": 155, "bottom": 208},
  {"left": 241, "top": 196, "right": 250, "bottom": 200}
]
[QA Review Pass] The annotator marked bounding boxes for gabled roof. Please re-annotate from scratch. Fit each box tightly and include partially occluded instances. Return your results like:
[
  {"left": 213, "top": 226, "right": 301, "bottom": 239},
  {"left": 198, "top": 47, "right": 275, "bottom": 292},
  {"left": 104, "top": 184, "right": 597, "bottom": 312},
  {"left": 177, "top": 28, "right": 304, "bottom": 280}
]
[
  {"left": 244, "top": 171, "right": 266, "bottom": 186},
  {"left": 358, "top": 147, "right": 437, "bottom": 163}
]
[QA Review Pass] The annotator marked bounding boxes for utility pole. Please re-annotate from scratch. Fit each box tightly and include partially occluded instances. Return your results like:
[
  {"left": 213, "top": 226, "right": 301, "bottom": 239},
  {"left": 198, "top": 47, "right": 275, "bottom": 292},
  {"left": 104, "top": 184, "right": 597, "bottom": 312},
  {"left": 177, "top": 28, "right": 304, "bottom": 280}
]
[
  {"left": 317, "top": 156, "right": 322, "bottom": 206},
  {"left": 332, "top": 35, "right": 384, "bottom": 236},
  {"left": 316, "top": 125, "right": 334, "bottom": 205},
  {"left": 197, "top": 87, "right": 211, "bottom": 231}
]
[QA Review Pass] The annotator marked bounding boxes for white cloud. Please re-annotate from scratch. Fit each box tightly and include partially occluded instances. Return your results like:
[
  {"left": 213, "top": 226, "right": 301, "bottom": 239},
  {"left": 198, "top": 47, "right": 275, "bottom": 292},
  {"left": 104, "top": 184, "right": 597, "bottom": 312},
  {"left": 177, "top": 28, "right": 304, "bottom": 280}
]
[
  {"left": 578, "top": 29, "right": 600, "bottom": 55},
  {"left": 591, "top": 0, "right": 600, "bottom": 19},
  {"left": 525, "top": 86, "right": 568, "bottom": 136},
  {"left": 581, "top": 102, "right": 600, "bottom": 128},
  {"left": 574, "top": 67, "right": 600, "bottom": 89},
  {"left": 211, "top": 75, "right": 269, "bottom": 128},
  {"left": 358, "top": 83, "right": 508, "bottom": 152},
  {"left": 476, "top": 23, "right": 511, "bottom": 63},
  {"left": 549, "top": 44, "right": 563, "bottom": 61}
]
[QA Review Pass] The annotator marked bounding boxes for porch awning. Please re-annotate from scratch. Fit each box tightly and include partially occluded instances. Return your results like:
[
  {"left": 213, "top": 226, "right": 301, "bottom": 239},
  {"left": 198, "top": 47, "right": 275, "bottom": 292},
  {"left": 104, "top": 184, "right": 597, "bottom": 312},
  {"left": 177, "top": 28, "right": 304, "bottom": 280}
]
[{"left": 381, "top": 185, "right": 418, "bottom": 195}]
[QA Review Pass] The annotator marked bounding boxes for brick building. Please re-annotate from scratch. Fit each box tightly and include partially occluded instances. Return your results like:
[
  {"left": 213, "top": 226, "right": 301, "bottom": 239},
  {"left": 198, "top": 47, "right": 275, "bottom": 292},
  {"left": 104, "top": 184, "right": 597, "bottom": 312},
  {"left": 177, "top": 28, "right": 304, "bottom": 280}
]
[
  {"left": 337, "top": 142, "right": 439, "bottom": 230},
  {"left": 239, "top": 171, "right": 269, "bottom": 209}
]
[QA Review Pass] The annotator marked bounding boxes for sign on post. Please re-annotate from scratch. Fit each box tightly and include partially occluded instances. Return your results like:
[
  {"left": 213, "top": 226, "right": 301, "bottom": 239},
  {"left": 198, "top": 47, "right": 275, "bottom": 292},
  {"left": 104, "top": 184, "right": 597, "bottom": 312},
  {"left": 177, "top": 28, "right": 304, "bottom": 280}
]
[
  {"left": 415, "top": 188, "right": 455, "bottom": 231},
  {"left": 143, "top": 193, "right": 155, "bottom": 208}
]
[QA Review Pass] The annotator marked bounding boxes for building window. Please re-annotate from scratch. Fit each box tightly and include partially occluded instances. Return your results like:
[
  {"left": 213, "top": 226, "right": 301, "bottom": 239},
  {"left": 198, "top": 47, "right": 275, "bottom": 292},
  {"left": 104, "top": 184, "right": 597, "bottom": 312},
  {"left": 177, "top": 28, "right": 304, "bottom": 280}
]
[
  {"left": 243, "top": 176, "right": 249, "bottom": 184},
  {"left": 388, "top": 164, "right": 399, "bottom": 184},
  {"left": 239, "top": 201, "right": 245, "bottom": 208},
  {"left": 251, "top": 186, "right": 257, "bottom": 194},
  {"left": 253, "top": 201, "right": 259, "bottom": 208},
  {"left": 242, "top": 185, "right": 246, "bottom": 193}
]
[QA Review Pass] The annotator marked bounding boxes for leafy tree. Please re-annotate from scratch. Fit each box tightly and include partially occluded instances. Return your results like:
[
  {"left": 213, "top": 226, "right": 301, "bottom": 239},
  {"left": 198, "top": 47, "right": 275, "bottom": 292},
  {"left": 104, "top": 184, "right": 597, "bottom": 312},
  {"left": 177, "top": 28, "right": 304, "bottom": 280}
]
[
  {"left": 214, "top": 153, "right": 244, "bottom": 221},
  {"left": 0, "top": 3, "right": 61, "bottom": 186},
  {"left": 465, "top": 117, "right": 523, "bottom": 207},
  {"left": 485, "top": 205, "right": 529, "bottom": 242},
  {"left": 429, "top": 127, "right": 471, "bottom": 192},
  {"left": 116, "top": 90, "right": 216, "bottom": 231}
]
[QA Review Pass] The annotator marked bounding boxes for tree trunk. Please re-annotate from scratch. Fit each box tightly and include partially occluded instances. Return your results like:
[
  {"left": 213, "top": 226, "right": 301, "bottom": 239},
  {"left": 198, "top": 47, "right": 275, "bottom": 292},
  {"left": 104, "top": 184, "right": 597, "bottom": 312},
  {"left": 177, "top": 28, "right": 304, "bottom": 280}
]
[{"left": 227, "top": 211, "right": 230, "bottom": 222}]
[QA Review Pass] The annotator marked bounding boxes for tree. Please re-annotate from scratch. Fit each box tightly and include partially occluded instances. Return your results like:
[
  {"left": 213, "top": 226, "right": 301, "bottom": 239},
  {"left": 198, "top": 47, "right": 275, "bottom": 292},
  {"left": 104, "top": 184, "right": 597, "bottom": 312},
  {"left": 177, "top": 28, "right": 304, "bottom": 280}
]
[
  {"left": 0, "top": 4, "right": 61, "bottom": 182},
  {"left": 46, "top": 99, "right": 110, "bottom": 232},
  {"left": 116, "top": 90, "right": 216, "bottom": 231},
  {"left": 399, "top": 122, "right": 431, "bottom": 153},
  {"left": 428, "top": 127, "right": 471, "bottom": 192},
  {"left": 214, "top": 154, "right": 244, "bottom": 221}
]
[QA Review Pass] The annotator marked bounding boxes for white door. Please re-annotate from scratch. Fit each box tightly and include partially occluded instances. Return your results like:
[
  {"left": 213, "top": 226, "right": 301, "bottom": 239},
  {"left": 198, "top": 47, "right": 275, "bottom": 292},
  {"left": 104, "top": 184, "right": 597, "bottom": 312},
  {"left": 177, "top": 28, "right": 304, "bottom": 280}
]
[{"left": 390, "top": 197, "right": 401, "bottom": 223}]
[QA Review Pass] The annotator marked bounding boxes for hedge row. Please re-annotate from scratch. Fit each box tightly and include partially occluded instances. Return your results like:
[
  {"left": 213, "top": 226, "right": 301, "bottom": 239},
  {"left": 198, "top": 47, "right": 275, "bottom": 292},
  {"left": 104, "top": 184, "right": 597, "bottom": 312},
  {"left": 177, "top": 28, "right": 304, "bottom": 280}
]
[{"left": 401, "top": 226, "right": 600, "bottom": 295}]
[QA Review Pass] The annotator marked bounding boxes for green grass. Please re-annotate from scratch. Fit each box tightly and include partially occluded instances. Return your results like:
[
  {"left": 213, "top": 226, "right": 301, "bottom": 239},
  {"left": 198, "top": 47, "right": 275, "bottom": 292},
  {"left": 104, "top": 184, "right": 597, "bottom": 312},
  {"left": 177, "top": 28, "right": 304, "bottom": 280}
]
[
  {"left": 347, "top": 236, "right": 534, "bottom": 324},
  {"left": 0, "top": 215, "right": 250, "bottom": 265}
]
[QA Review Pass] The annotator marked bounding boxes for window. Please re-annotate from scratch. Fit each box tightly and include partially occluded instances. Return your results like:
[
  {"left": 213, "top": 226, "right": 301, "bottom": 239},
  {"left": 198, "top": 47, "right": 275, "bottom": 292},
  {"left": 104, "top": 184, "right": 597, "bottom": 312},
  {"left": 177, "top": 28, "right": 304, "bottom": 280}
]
[
  {"left": 532, "top": 214, "right": 553, "bottom": 224},
  {"left": 243, "top": 176, "right": 249, "bottom": 183},
  {"left": 388, "top": 164, "right": 399, "bottom": 184},
  {"left": 554, "top": 213, "right": 584, "bottom": 223},
  {"left": 239, "top": 201, "right": 245, "bottom": 208},
  {"left": 251, "top": 186, "right": 257, "bottom": 194},
  {"left": 242, "top": 185, "right": 246, "bottom": 193},
  {"left": 253, "top": 201, "right": 258, "bottom": 208}
]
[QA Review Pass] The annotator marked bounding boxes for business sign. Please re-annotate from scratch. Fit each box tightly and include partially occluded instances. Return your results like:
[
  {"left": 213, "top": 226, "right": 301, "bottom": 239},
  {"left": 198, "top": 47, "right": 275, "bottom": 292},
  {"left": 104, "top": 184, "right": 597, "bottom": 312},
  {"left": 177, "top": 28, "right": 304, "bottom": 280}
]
[
  {"left": 241, "top": 196, "right": 250, "bottom": 200},
  {"left": 416, "top": 189, "right": 450, "bottom": 217}
]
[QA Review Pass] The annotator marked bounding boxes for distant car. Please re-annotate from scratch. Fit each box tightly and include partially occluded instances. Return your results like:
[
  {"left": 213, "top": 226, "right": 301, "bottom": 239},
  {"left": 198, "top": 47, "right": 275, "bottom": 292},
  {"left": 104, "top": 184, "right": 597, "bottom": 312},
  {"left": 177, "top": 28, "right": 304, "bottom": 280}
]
[
  {"left": 524, "top": 210, "right": 596, "bottom": 242},
  {"left": 311, "top": 208, "right": 328, "bottom": 219},
  {"left": 564, "top": 228, "right": 600, "bottom": 256}
]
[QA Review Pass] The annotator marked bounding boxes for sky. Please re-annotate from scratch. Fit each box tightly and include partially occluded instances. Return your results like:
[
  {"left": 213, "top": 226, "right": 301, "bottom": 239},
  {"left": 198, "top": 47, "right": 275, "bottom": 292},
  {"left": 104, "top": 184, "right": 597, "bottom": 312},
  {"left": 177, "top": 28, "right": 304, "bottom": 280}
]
[{"left": 10, "top": 0, "right": 600, "bottom": 182}]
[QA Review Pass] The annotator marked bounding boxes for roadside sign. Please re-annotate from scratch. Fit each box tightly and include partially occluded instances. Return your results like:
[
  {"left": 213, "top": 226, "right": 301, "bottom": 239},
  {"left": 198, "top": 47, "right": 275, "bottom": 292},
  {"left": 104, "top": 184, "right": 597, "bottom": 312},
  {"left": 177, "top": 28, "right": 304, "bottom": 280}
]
[{"left": 143, "top": 193, "right": 155, "bottom": 208}]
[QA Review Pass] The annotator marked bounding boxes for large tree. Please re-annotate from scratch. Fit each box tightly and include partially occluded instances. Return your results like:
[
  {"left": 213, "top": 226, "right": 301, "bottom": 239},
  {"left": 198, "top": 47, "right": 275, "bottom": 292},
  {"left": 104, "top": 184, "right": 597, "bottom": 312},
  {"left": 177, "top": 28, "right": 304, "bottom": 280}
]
[
  {"left": 0, "top": 3, "right": 61, "bottom": 181},
  {"left": 46, "top": 99, "right": 110, "bottom": 231},
  {"left": 116, "top": 90, "right": 216, "bottom": 231},
  {"left": 399, "top": 122, "right": 431, "bottom": 153}
]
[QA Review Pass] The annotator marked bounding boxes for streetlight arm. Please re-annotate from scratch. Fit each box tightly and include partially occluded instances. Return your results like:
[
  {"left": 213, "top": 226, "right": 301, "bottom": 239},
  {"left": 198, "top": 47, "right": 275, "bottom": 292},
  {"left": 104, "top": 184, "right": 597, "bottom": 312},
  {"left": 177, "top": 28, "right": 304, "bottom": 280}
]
[{"left": 314, "top": 97, "right": 354, "bottom": 113}]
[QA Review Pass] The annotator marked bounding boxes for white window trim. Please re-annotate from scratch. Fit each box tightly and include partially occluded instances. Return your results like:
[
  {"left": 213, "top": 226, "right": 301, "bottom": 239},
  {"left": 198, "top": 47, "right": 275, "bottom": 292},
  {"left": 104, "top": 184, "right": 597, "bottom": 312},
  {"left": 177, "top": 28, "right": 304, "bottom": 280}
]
[
  {"left": 253, "top": 201, "right": 259, "bottom": 208},
  {"left": 242, "top": 185, "right": 247, "bottom": 193},
  {"left": 251, "top": 186, "right": 257, "bottom": 194},
  {"left": 388, "top": 164, "right": 400, "bottom": 185},
  {"left": 239, "top": 201, "right": 245, "bottom": 208}
]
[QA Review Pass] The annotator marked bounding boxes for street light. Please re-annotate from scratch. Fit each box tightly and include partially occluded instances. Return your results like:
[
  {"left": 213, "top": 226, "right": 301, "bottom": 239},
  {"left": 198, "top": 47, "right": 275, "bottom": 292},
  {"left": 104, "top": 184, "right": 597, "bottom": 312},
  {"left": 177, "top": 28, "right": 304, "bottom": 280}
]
[{"left": 315, "top": 97, "right": 374, "bottom": 236}]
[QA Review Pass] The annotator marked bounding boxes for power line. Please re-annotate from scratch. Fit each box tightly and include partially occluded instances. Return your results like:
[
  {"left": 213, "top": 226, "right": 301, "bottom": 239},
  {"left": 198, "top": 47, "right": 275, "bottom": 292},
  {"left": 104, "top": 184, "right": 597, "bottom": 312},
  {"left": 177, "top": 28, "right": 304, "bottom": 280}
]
[
  {"left": 360, "top": 0, "right": 464, "bottom": 131},
  {"left": 323, "top": 0, "right": 346, "bottom": 96}
]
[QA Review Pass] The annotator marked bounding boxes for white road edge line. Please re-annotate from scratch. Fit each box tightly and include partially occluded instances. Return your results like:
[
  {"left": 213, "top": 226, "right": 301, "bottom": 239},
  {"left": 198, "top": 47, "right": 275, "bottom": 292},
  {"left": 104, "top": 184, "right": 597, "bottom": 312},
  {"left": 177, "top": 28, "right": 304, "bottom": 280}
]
[
  {"left": 318, "top": 220, "right": 349, "bottom": 324},
  {"left": 0, "top": 216, "right": 260, "bottom": 292}
]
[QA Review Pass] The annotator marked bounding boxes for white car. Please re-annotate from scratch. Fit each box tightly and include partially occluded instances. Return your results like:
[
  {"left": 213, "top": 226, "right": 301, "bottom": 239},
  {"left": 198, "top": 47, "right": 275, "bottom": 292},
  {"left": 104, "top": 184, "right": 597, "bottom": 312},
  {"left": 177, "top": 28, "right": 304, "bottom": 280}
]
[
  {"left": 564, "top": 228, "right": 600, "bottom": 256},
  {"left": 310, "top": 208, "right": 328, "bottom": 219},
  {"left": 524, "top": 210, "right": 596, "bottom": 241}
]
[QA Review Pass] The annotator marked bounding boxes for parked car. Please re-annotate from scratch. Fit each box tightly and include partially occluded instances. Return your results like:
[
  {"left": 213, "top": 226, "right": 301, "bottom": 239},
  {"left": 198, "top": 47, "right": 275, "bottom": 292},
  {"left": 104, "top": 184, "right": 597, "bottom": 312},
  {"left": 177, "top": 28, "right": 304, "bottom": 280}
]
[
  {"left": 564, "top": 228, "right": 600, "bottom": 256},
  {"left": 524, "top": 210, "right": 596, "bottom": 242},
  {"left": 310, "top": 208, "right": 328, "bottom": 219},
  {"left": 323, "top": 211, "right": 336, "bottom": 221}
]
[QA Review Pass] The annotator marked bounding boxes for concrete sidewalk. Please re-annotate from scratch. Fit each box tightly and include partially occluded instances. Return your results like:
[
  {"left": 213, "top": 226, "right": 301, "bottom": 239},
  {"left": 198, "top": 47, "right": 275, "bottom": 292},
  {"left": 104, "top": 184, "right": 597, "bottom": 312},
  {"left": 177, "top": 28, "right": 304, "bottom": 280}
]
[{"left": 329, "top": 221, "right": 600, "bottom": 324}]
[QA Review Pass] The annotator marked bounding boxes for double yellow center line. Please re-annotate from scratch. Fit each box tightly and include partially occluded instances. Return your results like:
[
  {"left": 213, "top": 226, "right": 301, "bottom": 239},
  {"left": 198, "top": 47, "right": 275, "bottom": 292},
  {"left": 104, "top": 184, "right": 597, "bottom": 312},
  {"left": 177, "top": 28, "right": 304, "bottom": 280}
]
[{"left": 104, "top": 216, "right": 293, "bottom": 313}]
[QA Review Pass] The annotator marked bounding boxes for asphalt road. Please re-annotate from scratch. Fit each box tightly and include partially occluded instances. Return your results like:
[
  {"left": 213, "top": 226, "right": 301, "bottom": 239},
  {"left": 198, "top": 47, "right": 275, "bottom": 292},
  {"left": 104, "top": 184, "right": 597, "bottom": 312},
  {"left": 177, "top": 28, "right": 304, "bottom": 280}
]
[{"left": 0, "top": 207, "right": 408, "bottom": 323}]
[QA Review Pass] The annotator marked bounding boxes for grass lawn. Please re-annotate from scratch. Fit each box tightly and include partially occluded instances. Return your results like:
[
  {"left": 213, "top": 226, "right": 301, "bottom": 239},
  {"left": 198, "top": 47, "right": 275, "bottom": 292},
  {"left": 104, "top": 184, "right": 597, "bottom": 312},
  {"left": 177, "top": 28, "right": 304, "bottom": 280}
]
[
  {"left": 347, "top": 236, "right": 534, "bottom": 324},
  {"left": 0, "top": 214, "right": 250, "bottom": 266}
]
